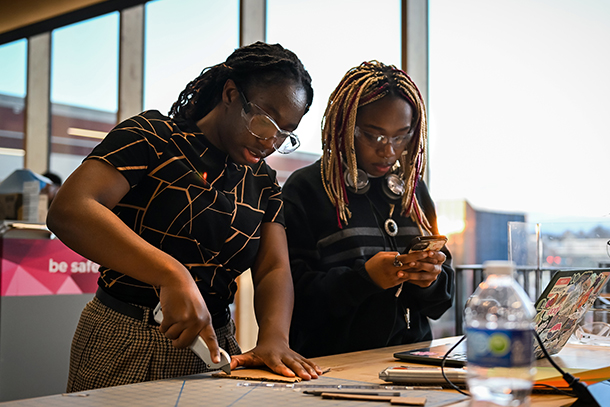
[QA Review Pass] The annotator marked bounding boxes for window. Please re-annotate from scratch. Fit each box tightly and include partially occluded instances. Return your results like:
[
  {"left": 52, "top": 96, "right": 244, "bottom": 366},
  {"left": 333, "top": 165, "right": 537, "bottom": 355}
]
[
  {"left": 429, "top": 0, "right": 610, "bottom": 226},
  {"left": 267, "top": 0, "right": 401, "bottom": 155},
  {"left": 144, "top": 0, "right": 239, "bottom": 115},
  {"left": 50, "top": 13, "right": 119, "bottom": 182},
  {"left": 0, "top": 39, "right": 27, "bottom": 180}
]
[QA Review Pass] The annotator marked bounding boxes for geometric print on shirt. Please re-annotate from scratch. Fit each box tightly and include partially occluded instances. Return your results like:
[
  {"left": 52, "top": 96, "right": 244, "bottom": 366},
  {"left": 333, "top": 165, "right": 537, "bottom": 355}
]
[{"left": 86, "top": 110, "right": 284, "bottom": 325}]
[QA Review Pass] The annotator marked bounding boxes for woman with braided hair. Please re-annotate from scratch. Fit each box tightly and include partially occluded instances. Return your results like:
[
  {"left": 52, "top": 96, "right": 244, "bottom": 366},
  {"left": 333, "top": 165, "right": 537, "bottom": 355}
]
[
  {"left": 48, "top": 42, "right": 322, "bottom": 391},
  {"left": 283, "top": 61, "right": 455, "bottom": 357}
]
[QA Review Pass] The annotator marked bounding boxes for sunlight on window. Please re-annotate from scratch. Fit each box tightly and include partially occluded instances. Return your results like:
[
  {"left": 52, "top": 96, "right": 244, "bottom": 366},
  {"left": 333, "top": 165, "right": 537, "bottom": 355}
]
[
  {"left": 429, "top": 0, "right": 610, "bottom": 223},
  {"left": 267, "top": 0, "right": 401, "bottom": 155},
  {"left": 0, "top": 40, "right": 26, "bottom": 98},
  {"left": 0, "top": 39, "right": 26, "bottom": 179},
  {"left": 51, "top": 14, "right": 118, "bottom": 112},
  {"left": 50, "top": 13, "right": 119, "bottom": 179},
  {"left": 144, "top": 0, "right": 238, "bottom": 114}
]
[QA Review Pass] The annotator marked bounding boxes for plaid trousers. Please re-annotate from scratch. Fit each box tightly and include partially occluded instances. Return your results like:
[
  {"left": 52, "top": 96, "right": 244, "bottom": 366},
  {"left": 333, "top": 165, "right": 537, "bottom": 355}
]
[{"left": 67, "top": 296, "right": 241, "bottom": 392}]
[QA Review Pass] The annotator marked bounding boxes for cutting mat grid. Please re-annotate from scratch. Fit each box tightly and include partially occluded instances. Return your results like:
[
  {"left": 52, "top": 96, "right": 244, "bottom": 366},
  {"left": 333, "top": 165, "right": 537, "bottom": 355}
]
[{"left": 0, "top": 375, "right": 467, "bottom": 407}]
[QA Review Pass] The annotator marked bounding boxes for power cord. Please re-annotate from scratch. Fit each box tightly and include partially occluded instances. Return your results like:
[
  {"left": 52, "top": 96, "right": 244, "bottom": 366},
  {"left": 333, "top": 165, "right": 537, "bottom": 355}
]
[
  {"left": 533, "top": 330, "right": 602, "bottom": 407},
  {"left": 439, "top": 332, "right": 603, "bottom": 405},
  {"left": 533, "top": 382, "right": 576, "bottom": 396},
  {"left": 440, "top": 335, "right": 469, "bottom": 396}
]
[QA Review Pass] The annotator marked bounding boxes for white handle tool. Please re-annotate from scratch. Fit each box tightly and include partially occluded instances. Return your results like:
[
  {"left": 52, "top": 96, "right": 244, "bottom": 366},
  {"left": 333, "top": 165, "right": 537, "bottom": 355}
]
[{"left": 153, "top": 303, "right": 231, "bottom": 374}]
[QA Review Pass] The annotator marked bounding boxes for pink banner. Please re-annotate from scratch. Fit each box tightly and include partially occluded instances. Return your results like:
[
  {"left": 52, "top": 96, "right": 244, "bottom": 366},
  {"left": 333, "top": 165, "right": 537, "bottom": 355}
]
[{"left": 1, "top": 238, "right": 99, "bottom": 296}]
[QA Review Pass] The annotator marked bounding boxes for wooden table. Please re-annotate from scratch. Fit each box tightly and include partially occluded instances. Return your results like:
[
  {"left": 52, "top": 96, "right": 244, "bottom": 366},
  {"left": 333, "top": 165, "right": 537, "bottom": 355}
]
[
  {"left": 1, "top": 336, "right": 606, "bottom": 406},
  {"left": 312, "top": 336, "right": 610, "bottom": 407}
]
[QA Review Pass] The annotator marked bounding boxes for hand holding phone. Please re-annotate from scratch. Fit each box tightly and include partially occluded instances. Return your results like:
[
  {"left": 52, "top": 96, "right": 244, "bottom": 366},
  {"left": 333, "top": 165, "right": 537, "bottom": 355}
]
[
  {"left": 405, "top": 235, "right": 447, "bottom": 253},
  {"left": 368, "top": 236, "right": 447, "bottom": 289}
]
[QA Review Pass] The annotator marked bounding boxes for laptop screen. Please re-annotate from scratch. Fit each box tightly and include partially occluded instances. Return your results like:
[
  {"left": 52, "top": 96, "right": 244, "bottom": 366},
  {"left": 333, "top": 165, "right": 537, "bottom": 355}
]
[{"left": 533, "top": 268, "right": 610, "bottom": 357}]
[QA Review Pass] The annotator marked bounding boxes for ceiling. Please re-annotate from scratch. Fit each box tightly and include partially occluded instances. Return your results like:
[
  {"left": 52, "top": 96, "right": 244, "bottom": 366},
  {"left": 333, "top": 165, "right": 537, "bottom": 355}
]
[
  {"left": 0, "top": 0, "right": 106, "bottom": 35},
  {"left": 0, "top": 0, "right": 147, "bottom": 45}
]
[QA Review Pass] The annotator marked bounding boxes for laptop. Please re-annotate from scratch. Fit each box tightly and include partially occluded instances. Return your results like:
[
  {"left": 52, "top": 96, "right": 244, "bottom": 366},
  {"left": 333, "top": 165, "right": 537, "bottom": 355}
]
[{"left": 394, "top": 268, "right": 610, "bottom": 367}]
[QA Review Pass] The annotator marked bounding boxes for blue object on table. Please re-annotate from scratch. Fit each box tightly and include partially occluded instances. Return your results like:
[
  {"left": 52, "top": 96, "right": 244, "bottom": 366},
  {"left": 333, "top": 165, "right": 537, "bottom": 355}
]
[{"left": 0, "top": 169, "right": 52, "bottom": 194}]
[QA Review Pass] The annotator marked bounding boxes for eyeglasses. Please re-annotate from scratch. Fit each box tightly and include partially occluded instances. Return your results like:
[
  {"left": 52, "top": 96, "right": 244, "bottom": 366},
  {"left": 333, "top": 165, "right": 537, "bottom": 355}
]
[
  {"left": 239, "top": 91, "right": 300, "bottom": 154},
  {"left": 354, "top": 126, "right": 413, "bottom": 150}
]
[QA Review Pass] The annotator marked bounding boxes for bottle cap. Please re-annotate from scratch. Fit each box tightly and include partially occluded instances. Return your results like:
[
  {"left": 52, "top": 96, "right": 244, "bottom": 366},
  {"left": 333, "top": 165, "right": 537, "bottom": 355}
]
[{"left": 483, "top": 260, "right": 515, "bottom": 276}]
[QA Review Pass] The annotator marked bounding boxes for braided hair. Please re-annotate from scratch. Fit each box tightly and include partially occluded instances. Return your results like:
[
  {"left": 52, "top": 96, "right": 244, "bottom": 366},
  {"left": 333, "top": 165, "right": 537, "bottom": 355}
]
[
  {"left": 321, "top": 61, "right": 431, "bottom": 232},
  {"left": 169, "top": 42, "right": 313, "bottom": 122}
]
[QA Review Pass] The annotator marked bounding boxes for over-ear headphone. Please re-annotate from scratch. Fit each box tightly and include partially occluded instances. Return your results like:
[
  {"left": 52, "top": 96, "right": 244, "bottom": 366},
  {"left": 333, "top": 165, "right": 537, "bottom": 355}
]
[
  {"left": 383, "top": 173, "right": 405, "bottom": 200},
  {"left": 344, "top": 169, "right": 371, "bottom": 194},
  {"left": 344, "top": 168, "right": 405, "bottom": 200}
]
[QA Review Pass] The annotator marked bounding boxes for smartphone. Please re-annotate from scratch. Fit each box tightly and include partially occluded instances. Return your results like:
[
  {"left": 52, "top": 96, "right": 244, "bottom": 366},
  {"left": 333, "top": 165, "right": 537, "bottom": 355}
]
[{"left": 405, "top": 235, "right": 447, "bottom": 253}]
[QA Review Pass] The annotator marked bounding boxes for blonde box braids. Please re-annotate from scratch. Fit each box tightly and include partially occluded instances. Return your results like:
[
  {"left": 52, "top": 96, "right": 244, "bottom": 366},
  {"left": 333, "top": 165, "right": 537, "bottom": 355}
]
[{"left": 321, "top": 61, "right": 432, "bottom": 233}]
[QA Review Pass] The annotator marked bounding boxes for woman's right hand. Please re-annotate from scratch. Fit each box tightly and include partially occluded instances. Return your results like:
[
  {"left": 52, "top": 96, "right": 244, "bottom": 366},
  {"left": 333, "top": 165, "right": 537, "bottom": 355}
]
[{"left": 158, "top": 275, "right": 223, "bottom": 364}]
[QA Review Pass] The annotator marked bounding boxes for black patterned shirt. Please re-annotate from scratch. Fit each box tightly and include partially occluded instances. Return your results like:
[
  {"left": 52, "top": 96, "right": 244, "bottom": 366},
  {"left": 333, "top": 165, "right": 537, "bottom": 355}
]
[{"left": 86, "top": 110, "right": 284, "bottom": 326}]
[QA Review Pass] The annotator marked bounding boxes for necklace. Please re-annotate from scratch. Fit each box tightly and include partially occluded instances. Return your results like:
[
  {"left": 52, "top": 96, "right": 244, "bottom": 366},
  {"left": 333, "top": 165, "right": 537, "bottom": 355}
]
[{"left": 384, "top": 204, "right": 398, "bottom": 237}]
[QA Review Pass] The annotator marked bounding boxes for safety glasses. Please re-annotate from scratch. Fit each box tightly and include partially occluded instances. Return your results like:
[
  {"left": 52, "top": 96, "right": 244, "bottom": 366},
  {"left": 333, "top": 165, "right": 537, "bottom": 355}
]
[{"left": 239, "top": 91, "right": 300, "bottom": 154}]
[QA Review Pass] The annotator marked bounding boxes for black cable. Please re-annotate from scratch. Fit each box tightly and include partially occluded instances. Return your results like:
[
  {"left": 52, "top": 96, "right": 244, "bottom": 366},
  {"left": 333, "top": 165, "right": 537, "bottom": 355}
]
[
  {"left": 440, "top": 332, "right": 584, "bottom": 398},
  {"left": 533, "top": 382, "right": 576, "bottom": 397},
  {"left": 363, "top": 195, "right": 402, "bottom": 346},
  {"left": 440, "top": 335, "right": 470, "bottom": 396},
  {"left": 365, "top": 195, "right": 398, "bottom": 252},
  {"left": 533, "top": 330, "right": 565, "bottom": 374},
  {"left": 533, "top": 330, "right": 596, "bottom": 404}
]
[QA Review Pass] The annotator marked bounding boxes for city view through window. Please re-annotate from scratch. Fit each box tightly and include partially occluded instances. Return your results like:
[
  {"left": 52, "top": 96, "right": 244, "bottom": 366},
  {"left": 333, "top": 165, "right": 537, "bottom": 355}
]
[{"left": 428, "top": 0, "right": 610, "bottom": 277}]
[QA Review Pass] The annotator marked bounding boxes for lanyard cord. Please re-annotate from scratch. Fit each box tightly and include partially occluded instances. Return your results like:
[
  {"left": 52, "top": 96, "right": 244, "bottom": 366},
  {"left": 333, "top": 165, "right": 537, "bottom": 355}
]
[
  {"left": 365, "top": 195, "right": 411, "bottom": 338},
  {"left": 365, "top": 195, "right": 398, "bottom": 252}
]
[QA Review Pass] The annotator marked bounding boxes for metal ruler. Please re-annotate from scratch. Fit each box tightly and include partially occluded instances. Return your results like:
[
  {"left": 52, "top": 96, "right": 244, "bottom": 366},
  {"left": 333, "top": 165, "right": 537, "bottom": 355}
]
[{"left": 235, "top": 382, "right": 442, "bottom": 391}]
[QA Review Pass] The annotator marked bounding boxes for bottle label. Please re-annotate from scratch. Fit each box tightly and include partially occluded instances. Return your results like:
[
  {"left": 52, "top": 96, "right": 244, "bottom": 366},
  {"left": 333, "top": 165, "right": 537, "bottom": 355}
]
[{"left": 466, "top": 327, "right": 534, "bottom": 368}]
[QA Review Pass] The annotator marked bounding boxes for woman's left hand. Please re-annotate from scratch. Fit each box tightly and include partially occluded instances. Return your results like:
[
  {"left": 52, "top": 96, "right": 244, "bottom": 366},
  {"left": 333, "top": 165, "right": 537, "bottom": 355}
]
[
  {"left": 230, "top": 222, "right": 322, "bottom": 380},
  {"left": 229, "top": 339, "right": 322, "bottom": 380}
]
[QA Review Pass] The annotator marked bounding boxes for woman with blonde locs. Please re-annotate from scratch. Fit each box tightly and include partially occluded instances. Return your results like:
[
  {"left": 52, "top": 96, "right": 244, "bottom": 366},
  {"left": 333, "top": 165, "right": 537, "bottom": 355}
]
[
  {"left": 48, "top": 42, "right": 323, "bottom": 393},
  {"left": 283, "top": 61, "right": 455, "bottom": 358}
]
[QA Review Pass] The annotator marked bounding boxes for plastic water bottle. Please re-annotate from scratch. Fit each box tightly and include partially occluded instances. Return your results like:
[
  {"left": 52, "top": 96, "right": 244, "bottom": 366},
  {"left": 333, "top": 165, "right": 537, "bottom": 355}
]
[{"left": 464, "top": 260, "right": 536, "bottom": 407}]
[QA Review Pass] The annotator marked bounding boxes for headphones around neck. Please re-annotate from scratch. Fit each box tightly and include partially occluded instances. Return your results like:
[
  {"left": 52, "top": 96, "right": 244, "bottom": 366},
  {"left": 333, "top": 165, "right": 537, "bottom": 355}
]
[{"left": 344, "top": 167, "right": 405, "bottom": 200}]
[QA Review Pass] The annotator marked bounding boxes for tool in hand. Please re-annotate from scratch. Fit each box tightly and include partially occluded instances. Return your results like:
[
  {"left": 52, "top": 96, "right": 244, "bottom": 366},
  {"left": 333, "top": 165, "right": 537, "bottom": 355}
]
[{"left": 153, "top": 303, "right": 231, "bottom": 374}]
